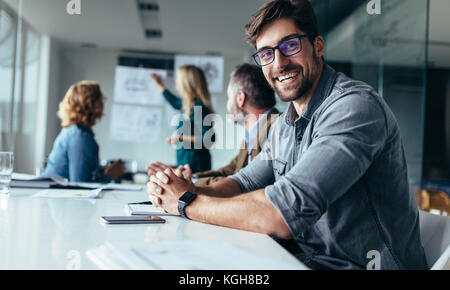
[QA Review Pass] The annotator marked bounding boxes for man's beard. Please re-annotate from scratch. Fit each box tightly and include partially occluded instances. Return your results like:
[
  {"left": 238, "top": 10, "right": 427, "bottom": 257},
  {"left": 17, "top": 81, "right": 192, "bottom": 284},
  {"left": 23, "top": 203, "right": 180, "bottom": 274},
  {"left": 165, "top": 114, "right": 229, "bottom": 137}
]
[
  {"left": 271, "top": 55, "right": 321, "bottom": 103},
  {"left": 227, "top": 101, "right": 246, "bottom": 126}
]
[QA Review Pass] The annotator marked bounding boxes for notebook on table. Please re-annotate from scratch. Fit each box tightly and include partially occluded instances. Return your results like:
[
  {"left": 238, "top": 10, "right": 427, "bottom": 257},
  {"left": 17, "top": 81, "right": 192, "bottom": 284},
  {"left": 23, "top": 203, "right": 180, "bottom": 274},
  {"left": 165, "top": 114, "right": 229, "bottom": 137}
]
[
  {"left": 126, "top": 203, "right": 178, "bottom": 216},
  {"left": 11, "top": 173, "right": 142, "bottom": 191}
]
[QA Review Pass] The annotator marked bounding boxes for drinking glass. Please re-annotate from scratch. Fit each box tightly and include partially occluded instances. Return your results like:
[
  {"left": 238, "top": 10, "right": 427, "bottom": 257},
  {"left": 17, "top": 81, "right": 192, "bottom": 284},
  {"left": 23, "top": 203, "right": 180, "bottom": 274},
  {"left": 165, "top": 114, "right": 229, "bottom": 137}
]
[{"left": 0, "top": 152, "right": 14, "bottom": 195}]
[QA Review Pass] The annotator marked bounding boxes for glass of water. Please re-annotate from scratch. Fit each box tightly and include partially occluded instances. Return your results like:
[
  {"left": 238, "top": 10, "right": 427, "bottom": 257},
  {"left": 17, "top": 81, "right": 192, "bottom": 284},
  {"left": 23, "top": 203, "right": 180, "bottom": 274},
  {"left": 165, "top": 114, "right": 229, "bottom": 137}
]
[{"left": 0, "top": 152, "right": 14, "bottom": 195}]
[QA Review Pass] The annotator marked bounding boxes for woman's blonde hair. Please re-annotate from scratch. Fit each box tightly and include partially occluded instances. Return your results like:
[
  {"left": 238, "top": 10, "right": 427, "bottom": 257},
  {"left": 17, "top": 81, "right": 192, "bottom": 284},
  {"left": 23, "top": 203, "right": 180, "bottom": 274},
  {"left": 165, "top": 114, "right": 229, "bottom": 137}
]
[
  {"left": 57, "top": 81, "right": 105, "bottom": 128},
  {"left": 176, "top": 65, "right": 214, "bottom": 117}
]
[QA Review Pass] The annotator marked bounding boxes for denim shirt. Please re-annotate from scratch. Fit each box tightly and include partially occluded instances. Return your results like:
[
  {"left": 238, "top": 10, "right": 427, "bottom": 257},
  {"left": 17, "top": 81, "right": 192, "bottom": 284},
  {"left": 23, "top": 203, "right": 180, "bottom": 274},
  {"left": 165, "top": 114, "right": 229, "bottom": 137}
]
[
  {"left": 44, "top": 124, "right": 109, "bottom": 183},
  {"left": 231, "top": 64, "right": 428, "bottom": 270}
]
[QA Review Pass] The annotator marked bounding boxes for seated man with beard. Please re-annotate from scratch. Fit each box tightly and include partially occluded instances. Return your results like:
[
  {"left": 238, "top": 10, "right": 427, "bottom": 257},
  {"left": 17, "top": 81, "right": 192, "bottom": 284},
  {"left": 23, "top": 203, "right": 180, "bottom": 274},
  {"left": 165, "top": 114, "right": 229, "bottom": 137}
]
[{"left": 147, "top": 0, "right": 427, "bottom": 270}]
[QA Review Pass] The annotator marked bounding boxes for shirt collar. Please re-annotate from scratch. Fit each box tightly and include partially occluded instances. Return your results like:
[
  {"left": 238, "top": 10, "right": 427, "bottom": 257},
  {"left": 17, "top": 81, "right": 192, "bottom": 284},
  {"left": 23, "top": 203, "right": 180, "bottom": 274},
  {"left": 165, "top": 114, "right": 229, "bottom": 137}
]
[
  {"left": 245, "top": 107, "right": 275, "bottom": 150},
  {"left": 77, "top": 123, "right": 94, "bottom": 136},
  {"left": 246, "top": 108, "right": 273, "bottom": 134},
  {"left": 285, "top": 63, "right": 337, "bottom": 126}
]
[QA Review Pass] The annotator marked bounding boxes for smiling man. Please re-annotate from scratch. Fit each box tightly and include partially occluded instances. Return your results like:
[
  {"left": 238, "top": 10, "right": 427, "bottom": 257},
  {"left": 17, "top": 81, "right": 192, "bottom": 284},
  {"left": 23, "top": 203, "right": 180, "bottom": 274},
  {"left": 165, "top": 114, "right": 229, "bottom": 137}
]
[{"left": 147, "top": 0, "right": 428, "bottom": 270}]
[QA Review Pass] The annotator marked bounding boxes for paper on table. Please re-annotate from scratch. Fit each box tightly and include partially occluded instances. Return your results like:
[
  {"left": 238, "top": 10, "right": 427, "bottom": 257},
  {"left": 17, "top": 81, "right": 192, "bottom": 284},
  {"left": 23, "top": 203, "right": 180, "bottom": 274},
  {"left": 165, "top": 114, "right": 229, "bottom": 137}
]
[
  {"left": 12, "top": 173, "right": 67, "bottom": 183},
  {"left": 73, "top": 182, "right": 142, "bottom": 191},
  {"left": 11, "top": 173, "right": 71, "bottom": 189},
  {"left": 126, "top": 204, "right": 178, "bottom": 216},
  {"left": 104, "top": 183, "right": 142, "bottom": 191},
  {"left": 86, "top": 240, "right": 308, "bottom": 270},
  {"left": 11, "top": 173, "right": 38, "bottom": 180},
  {"left": 32, "top": 188, "right": 104, "bottom": 199}
]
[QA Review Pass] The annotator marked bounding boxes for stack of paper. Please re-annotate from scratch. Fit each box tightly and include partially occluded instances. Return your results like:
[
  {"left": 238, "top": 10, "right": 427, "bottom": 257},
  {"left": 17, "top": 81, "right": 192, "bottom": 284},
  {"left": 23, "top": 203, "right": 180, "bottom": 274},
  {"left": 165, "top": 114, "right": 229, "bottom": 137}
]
[
  {"left": 11, "top": 173, "right": 67, "bottom": 189},
  {"left": 10, "top": 173, "right": 142, "bottom": 191}
]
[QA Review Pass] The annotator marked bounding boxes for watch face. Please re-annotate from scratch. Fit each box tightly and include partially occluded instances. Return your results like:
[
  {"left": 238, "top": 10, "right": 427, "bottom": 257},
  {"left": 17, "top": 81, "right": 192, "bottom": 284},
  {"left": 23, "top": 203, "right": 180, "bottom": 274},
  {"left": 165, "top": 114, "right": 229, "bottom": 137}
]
[{"left": 180, "top": 191, "right": 196, "bottom": 204}]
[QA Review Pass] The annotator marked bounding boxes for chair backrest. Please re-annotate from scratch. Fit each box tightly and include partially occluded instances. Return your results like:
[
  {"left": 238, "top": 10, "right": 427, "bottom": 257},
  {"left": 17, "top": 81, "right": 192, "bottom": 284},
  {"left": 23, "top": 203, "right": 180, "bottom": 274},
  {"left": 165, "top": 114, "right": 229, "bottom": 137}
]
[{"left": 419, "top": 210, "right": 450, "bottom": 269}]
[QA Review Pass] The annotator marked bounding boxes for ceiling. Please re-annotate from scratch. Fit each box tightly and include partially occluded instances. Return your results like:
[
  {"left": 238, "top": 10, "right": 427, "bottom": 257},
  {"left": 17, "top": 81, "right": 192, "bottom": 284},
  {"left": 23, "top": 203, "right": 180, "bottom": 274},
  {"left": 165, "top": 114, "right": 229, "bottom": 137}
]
[
  {"left": 3, "top": 0, "right": 450, "bottom": 67},
  {"left": 3, "top": 0, "right": 267, "bottom": 58}
]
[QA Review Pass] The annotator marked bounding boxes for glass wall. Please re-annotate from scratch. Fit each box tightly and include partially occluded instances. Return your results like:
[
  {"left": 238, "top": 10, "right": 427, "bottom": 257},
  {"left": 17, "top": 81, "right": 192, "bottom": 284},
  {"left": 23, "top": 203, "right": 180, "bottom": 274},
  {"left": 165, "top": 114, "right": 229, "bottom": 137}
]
[
  {"left": 0, "top": 1, "right": 17, "bottom": 150},
  {"left": 0, "top": 0, "right": 41, "bottom": 173},
  {"left": 312, "top": 0, "right": 429, "bottom": 190}
]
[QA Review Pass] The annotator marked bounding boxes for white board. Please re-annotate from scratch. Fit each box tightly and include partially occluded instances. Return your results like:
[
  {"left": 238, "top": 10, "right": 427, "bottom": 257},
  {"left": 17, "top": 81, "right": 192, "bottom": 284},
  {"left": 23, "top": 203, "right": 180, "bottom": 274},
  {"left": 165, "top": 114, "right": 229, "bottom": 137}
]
[
  {"left": 109, "top": 104, "right": 162, "bottom": 144},
  {"left": 174, "top": 55, "right": 224, "bottom": 93},
  {"left": 113, "top": 66, "right": 167, "bottom": 105}
]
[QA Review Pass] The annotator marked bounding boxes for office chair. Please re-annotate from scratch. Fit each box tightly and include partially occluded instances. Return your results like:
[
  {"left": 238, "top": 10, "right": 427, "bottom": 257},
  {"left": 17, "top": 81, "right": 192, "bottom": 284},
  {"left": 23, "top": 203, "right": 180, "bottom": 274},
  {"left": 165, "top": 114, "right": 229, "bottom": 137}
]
[{"left": 419, "top": 210, "right": 450, "bottom": 269}]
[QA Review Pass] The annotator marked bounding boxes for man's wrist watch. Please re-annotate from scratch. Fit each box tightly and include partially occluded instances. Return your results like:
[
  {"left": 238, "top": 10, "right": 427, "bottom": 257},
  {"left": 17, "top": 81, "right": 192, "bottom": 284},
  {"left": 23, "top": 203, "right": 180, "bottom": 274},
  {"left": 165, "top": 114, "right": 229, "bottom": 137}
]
[{"left": 178, "top": 191, "right": 197, "bottom": 219}]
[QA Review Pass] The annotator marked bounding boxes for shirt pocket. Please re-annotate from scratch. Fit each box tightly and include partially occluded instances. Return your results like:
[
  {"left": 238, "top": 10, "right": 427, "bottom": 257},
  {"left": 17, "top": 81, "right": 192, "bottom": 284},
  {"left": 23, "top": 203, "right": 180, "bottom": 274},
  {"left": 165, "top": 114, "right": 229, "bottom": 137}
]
[{"left": 273, "top": 158, "right": 287, "bottom": 179}]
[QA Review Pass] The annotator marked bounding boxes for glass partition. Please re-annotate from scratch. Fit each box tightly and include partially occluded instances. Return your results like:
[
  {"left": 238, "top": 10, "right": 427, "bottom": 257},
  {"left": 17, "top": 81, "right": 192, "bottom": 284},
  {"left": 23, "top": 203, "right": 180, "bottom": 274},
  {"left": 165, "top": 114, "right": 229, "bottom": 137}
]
[
  {"left": 313, "top": 0, "right": 429, "bottom": 190},
  {"left": 0, "top": 0, "right": 41, "bottom": 173},
  {"left": 0, "top": 1, "right": 17, "bottom": 151}
]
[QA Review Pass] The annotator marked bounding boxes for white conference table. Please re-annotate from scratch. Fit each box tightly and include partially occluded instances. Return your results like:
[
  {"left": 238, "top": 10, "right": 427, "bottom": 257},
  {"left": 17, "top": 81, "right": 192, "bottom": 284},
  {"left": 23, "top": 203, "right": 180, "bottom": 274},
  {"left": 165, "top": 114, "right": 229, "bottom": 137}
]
[{"left": 0, "top": 187, "right": 307, "bottom": 270}]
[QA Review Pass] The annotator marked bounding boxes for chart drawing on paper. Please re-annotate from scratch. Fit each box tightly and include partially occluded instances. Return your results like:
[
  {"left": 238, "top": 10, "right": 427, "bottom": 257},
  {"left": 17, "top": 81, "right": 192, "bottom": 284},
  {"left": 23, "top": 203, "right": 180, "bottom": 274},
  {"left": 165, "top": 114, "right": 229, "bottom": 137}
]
[
  {"left": 174, "top": 55, "right": 224, "bottom": 93},
  {"left": 109, "top": 104, "right": 162, "bottom": 144},
  {"left": 114, "top": 66, "right": 167, "bottom": 105}
]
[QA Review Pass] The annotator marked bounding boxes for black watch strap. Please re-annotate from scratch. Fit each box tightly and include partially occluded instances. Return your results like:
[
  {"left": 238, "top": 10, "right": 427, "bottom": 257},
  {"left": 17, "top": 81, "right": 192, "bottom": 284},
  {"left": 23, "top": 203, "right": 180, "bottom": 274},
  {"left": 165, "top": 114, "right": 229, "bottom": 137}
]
[{"left": 178, "top": 191, "right": 197, "bottom": 219}]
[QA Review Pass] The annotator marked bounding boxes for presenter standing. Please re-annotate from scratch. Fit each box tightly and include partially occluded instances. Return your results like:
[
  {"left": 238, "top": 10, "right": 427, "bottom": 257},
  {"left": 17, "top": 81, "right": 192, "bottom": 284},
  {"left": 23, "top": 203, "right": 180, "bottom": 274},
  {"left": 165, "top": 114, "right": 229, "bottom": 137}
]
[{"left": 150, "top": 65, "right": 215, "bottom": 173}]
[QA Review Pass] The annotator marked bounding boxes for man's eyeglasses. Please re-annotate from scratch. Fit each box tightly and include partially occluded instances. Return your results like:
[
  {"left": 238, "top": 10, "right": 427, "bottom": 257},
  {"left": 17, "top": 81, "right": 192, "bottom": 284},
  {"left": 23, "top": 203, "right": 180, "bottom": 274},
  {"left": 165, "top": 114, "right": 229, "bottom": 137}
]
[{"left": 252, "top": 34, "right": 312, "bottom": 67}]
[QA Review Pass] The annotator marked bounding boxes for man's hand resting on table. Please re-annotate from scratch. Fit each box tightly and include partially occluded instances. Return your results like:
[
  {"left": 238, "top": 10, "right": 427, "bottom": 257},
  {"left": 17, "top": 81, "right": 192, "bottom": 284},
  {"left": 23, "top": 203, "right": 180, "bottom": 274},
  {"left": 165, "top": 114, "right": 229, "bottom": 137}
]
[{"left": 147, "top": 167, "right": 196, "bottom": 215}]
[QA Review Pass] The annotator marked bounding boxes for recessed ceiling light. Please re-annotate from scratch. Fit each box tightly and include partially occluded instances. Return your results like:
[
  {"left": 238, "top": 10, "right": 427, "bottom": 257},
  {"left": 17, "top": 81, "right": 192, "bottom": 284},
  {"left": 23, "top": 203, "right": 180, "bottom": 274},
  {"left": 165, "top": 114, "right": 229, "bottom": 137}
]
[{"left": 137, "top": 0, "right": 162, "bottom": 39}]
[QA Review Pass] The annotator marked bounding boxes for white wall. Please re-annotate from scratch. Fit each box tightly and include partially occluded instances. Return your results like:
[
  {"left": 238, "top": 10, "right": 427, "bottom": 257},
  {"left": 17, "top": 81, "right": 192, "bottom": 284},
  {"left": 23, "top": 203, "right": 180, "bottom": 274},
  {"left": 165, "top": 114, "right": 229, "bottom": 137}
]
[
  {"left": 42, "top": 37, "right": 61, "bottom": 168},
  {"left": 49, "top": 45, "right": 249, "bottom": 171}
]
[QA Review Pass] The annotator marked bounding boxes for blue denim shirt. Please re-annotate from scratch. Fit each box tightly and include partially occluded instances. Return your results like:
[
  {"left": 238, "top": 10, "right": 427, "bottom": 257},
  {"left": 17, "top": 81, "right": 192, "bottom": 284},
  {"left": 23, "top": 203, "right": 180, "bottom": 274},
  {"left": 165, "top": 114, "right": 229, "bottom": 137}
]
[
  {"left": 231, "top": 64, "right": 428, "bottom": 270},
  {"left": 44, "top": 124, "right": 109, "bottom": 183}
]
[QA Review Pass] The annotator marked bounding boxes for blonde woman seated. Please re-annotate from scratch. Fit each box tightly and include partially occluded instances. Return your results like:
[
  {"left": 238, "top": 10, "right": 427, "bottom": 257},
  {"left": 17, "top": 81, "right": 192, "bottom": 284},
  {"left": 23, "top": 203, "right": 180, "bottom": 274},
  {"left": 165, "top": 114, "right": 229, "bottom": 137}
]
[{"left": 44, "top": 81, "right": 125, "bottom": 182}]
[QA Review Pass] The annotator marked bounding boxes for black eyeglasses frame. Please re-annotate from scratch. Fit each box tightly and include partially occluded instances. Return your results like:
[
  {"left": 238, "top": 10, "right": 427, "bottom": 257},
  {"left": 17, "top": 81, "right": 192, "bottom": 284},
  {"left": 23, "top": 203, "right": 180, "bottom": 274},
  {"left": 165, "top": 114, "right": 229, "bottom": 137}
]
[{"left": 252, "top": 34, "right": 313, "bottom": 67}]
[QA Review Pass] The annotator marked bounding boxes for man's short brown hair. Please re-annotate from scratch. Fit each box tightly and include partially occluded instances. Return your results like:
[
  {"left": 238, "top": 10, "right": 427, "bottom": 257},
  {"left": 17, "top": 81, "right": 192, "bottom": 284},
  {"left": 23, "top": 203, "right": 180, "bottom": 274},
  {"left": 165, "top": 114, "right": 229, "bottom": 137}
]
[
  {"left": 229, "top": 63, "right": 276, "bottom": 109},
  {"left": 245, "top": 0, "right": 319, "bottom": 47}
]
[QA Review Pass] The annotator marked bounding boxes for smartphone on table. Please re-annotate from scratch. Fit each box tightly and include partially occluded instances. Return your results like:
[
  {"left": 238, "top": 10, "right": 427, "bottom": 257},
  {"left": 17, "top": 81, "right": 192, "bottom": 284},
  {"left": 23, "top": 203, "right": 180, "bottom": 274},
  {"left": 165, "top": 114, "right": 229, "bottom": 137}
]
[{"left": 100, "top": 216, "right": 166, "bottom": 224}]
